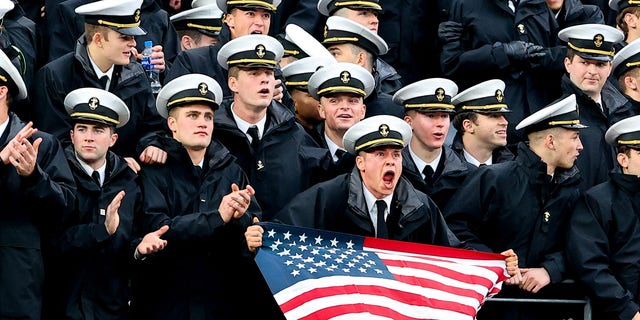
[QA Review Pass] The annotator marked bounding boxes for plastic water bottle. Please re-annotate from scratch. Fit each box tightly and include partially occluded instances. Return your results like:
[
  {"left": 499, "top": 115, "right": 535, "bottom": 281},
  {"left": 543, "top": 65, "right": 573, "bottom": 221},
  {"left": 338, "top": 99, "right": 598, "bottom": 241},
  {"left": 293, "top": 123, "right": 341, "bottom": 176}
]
[{"left": 141, "top": 41, "right": 161, "bottom": 94}]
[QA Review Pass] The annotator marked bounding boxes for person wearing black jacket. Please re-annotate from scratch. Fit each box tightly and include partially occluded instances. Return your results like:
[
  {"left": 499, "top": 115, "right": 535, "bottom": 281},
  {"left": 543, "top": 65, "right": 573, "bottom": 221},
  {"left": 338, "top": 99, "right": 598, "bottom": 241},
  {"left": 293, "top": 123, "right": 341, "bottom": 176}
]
[
  {"left": 45, "top": 0, "right": 179, "bottom": 66},
  {"left": 45, "top": 88, "right": 168, "bottom": 319},
  {"left": 567, "top": 115, "right": 640, "bottom": 320},
  {"left": 306, "top": 62, "right": 373, "bottom": 177},
  {"left": 32, "top": 0, "right": 169, "bottom": 171},
  {"left": 214, "top": 34, "right": 331, "bottom": 220},
  {"left": 610, "top": 38, "right": 640, "bottom": 124},
  {"left": 444, "top": 94, "right": 585, "bottom": 319},
  {"left": 132, "top": 73, "right": 280, "bottom": 319},
  {"left": 322, "top": 15, "right": 403, "bottom": 119},
  {"left": 266, "top": 115, "right": 457, "bottom": 246},
  {"left": 450, "top": 79, "right": 515, "bottom": 167},
  {"left": 165, "top": 0, "right": 295, "bottom": 110},
  {"left": 440, "top": 0, "right": 578, "bottom": 144},
  {"left": 0, "top": 49, "right": 76, "bottom": 320},
  {"left": 559, "top": 23, "right": 625, "bottom": 191},
  {"left": 394, "top": 78, "right": 474, "bottom": 211}
]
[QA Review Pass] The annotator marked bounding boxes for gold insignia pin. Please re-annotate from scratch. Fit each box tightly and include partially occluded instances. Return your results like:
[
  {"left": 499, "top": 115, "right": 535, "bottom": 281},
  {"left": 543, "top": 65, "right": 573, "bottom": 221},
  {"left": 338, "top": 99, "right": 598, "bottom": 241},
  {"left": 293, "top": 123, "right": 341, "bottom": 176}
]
[
  {"left": 495, "top": 89, "right": 504, "bottom": 103},
  {"left": 435, "top": 88, "right": 445, "bottom": 102},
  {"left": 257, "top": 160, "right": 264, "bottom": 170},
  {"left": 543, "top": 211, "right": 550, "bottom": 222},
  {"left": 256, "top": 44, "right": 266, "bottom": 58},
  {"left": 379, "top": 124, "right": 389, "bottom": 137},
  {"left": 89, "top": 97, "right": 99, "bottom": 110},
  {"left": 323, "top": 25, "right": 328, "bottom": 39},
  {"left": 517, "top": 24, "right": 525, "bottom": 34},
  {"left": 340, "top": 71, "right": 351, "bottom": 84},
  {"left": 134, "top": 9, "right": 141, "bottom": 23},
  {"left": 594, "top": 34, "right": 604, "bottom": 48},
  {"left": 198, "top": 82, "right": 208, "bottom": 95}
]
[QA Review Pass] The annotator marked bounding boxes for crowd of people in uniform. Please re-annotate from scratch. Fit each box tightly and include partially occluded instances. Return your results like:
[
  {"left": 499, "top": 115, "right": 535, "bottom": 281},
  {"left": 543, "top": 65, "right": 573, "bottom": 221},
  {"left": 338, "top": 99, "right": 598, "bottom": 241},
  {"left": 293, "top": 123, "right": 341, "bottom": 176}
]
[{"left": 3, "top": 0, "right": 640, "bottom": 319}]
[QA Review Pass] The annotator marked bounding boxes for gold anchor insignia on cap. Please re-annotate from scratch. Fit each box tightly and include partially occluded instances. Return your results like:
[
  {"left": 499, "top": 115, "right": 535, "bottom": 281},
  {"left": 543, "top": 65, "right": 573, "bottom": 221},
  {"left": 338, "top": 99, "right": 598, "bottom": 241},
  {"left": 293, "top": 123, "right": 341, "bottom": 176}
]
[
  {"left": 543, "top": 211, "right": 550, "bottom": 222},
  {"left": 435, "top": 88, "right": 445, "bottom": 102},
  {"left": 379, "top": 124, "right": 389, "bottom": 137},
  {"left": 495, "top": 89, "right": 504, "bottom": 103},
  {"left": 88, "top": 97, "right": 99, "bottom": 110},
  {"left": 134, "top": 9, "right": 141, "bottom": 23},
  {"left": 255, "top": 44, "right": 266, "bottom": 58},
  {"left": 594, "top": 34, "right": 604, "bottom": 48},
  {"left": 340, "top": 71, "right": 351, "bottom": 84},
  {"left": 517, "top": 24, "right": 525, "bottom": 34},
  {"left": 198, "top": 82, "right": 208, "bottom": 95},
  {"left": 323, "top": 25, "right": 328, "bottom": 39},
  {"left": 257, "top": 160, "right": 264, "bottom": 170}
]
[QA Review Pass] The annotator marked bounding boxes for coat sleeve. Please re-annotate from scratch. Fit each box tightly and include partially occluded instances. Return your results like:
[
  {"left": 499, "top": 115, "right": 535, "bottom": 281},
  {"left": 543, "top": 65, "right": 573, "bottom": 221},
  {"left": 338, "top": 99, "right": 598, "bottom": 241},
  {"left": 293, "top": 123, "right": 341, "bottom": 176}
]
[
  {"left": 440, "top": 1, "right": 511, "bottom": 78},
  {"left": 31, "top": 65, "right": 73, "bottom": 148},
  {"left": 566, "top": 193, "right": 640, "bottom": 320},
  {"left": 20, "top": 134, "right": 76, "bottom": 230},
  {"left": 442, "top": 169, "right": 494, "bottom": 253}
]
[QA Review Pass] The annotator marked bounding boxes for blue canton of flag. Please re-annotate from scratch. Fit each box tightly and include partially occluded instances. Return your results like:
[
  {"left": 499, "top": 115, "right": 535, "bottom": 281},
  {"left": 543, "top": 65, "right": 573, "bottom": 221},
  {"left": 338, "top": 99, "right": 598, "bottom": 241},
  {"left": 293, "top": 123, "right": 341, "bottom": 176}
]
[{"left": 256, "top": 222, "right": 395, "bottom": 294}]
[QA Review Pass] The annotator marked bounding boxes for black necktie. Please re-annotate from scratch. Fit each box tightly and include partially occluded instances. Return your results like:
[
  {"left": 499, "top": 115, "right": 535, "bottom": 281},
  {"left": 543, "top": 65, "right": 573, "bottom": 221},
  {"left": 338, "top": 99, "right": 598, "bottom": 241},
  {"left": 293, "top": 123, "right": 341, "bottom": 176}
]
[
  {"left": 247, "top": 126, "right": 260, "bottom": 150},
  {"left": 375, "top": 200, "right": 388, "bottom": 239},
  {"left": 335, "top": 149, "right": 346, "bottom": 161},
  {"left": 194, "top": 165, "right": 203, "bottom": 177},
  {"left": 479, "top": 163, "right": 487, "bottom": 167},
  {"left": 99, "top": 75, "right": 109, "bottom": 90},
  {"left": 422, "top": 165, "right": 434, "bottom": 185},
  {"left": 91, "top": 170, "right": 101, "bottom": 187}
]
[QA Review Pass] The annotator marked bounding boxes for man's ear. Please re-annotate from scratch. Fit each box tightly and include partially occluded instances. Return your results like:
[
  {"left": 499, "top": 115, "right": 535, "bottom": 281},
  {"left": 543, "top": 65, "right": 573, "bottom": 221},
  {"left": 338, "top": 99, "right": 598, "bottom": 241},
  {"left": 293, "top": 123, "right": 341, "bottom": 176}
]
[
  {"left": 356, "top": 51, "right": 367, "bottom": 68},
  {"left": 92, "top": 32, "right": 104, "bottom": 47},
  {"left": 167, "top": 116, "right": 177, "bottom": 133},
  {"left": 462, "top": 118, "right": 474, "bottom": 134},
  {"left": 181, "top": 35, "right": 194, "bottom": 50},
  {"left": 355, "top": 154, "right": 365, "bottom": 171},
  {"left": 544, "top": 133, "right": 556, "bottom": 151},
  {"left": 228, "top": 76, "right": 239, "bottom": 93},
  {"left": 617, "top": 152, "right": 629, "bottom": 170}
]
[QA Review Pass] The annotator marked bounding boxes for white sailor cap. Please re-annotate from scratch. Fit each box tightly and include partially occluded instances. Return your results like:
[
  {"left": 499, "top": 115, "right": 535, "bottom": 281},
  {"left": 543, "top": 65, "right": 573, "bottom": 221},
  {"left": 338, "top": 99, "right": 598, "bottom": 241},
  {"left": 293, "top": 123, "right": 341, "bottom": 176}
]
[
  {"left": 516, "top": 94, "right": 588, "bottom": 133},
  {"left": 605, "top": 115, "right": 640, "bottom": 147},
  {"left": 609, "top": 0, "right": 640, "bottom": 11},
  {"left": 0, "top": 49, "right": 26, "bottom": 100},
  {"left": 0, "top": 0, "right": 14, "bottom": 20},
  {"left": 64, "top": 88, "right": 130, "bottom": 128},
  {"left": 282, "top": 56, "right": 336, "bottom": 91},
  {"left": 558, "top": 24, "right": 623, "bottom": 62},
  {"left": 216, "top": 0, "right": 281, "bottom": 13},
  {"left": 217, "top": 34, "right": 283, "bottom": 70},
  {"left": 156, "top": 74, "right": 223, "bottom": 118},
  {"left": 307, "top": 62, "right": 374, "bottom": 100},
  {"left": 393, "top": 78, "right": 458, "bottom": 114},
  {"left": 317, "top": 0, "right": 382, "bottom": 17},
  {"left": 452, "top": 79, "right": 510, "bottom": 114},
  {"left": 613, "top": 39, "right": 640, "bottom": 78},
  {"left": 171, "top": 5, "right": 224, "bottom": 37},
  {"left": 192, "top": 0, "right": 215, "bottom": 7},
  {"left": 75, "top": 0, "right": 146, "bottom": 36},
  {"left": 343, "top": 115, "right": 412, "bottom": 155},
  {"left": 280, "top": 24, "right": 333, "bottom": 60},
  {"left": 322, "top": 16, "right": 388, "bottom": 57}
]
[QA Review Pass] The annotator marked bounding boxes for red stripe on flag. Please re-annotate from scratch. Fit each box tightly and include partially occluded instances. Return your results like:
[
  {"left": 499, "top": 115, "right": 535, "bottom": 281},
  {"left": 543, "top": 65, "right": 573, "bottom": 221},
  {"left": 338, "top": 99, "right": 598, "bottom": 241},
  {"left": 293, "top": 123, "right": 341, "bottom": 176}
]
[
  {"left": 298, "top": 303, "right": 424, "bottom": 320},
  {"left": 364, "top": 237, "right": 506, "bottom": 261},
  {"left": 383, "top": 258, "right": 500, "bottom": 290},
  {"left": 279, "top": 284, "right": 478, "bottom": 317},
  {"left": 392, "top": 274, "right": 486, "bottom": 302}
]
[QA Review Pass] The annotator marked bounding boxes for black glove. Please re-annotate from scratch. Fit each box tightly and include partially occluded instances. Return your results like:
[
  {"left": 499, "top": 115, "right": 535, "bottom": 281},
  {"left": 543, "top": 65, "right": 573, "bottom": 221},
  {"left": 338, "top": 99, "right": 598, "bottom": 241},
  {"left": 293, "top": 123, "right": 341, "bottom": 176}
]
[
  {"left": 438, "top": 21, "right": 463, "bottom": 44},
  {"left": 503, "top": 41, "right": 547, "bottom": 63}
]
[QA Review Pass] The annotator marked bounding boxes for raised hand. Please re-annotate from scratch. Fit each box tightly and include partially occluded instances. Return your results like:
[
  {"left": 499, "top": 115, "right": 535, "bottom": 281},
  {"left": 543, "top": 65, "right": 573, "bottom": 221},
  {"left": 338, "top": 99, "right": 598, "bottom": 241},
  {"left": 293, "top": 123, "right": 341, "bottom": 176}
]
[{"left": 105, "top": 191, "right": 125, "bottom": 235}]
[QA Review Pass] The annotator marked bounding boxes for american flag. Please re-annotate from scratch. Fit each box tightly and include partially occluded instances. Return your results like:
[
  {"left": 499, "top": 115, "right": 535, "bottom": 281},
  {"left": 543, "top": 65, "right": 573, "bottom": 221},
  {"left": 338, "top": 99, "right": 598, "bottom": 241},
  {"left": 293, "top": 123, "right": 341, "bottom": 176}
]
[{"left": 255, "top": 222, "right": 509, "bottom": 320}]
